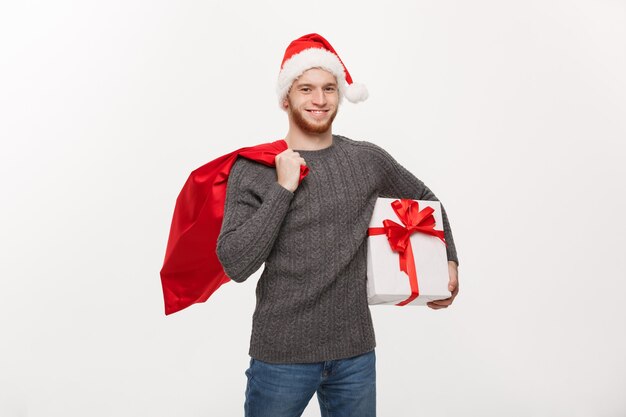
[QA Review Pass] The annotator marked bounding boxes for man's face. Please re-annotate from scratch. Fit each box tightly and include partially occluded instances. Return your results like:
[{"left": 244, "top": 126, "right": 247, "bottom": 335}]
[{"left": 283, "top": 68, "right": 339, "bottom": 134}]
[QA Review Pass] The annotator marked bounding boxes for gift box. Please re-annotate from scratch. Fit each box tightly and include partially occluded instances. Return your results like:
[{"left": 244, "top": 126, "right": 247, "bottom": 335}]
[{"left": 366, "top": 198, "right": 450, "bottom": 306}]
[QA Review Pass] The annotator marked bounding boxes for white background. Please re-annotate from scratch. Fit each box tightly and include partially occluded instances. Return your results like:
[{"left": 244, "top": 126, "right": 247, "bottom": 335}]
[{"left": 1, "top": 1, "right": 625, "bottom": 416}]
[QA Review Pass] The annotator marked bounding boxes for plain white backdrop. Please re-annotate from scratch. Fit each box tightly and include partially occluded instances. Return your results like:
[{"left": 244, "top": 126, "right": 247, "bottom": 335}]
[{"left": 1, "top": 1, "right": 625, "bottom": 416}]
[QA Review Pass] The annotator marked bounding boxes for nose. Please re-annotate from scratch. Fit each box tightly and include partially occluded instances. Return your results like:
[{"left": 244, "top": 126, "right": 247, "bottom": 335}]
[{"left": 311, "top": 88, "right": 327, "bottom": 106}]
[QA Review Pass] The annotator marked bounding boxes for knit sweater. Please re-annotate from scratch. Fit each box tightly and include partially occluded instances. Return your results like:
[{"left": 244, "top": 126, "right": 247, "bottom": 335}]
[{"left": 216, "top": 134, "right": 458, "bottom": 363}]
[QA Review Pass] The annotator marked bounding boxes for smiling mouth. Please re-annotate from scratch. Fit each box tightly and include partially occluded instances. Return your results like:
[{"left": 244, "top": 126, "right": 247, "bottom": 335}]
[{"left": 306, "top": 109, "right": 329, "bottom": 115}]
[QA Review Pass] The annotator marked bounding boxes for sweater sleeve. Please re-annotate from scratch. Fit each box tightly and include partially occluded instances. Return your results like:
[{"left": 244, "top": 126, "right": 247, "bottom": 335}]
[
  {"left": 369, "top": 143, "right": 459, "bottom": 266},
  {"left": 216, "top": 157, "right": 295, "bottom": 282}
]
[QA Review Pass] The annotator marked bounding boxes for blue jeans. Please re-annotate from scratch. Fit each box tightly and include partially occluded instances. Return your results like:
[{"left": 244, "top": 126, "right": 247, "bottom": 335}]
[{"left": 244, "top": 350, "right": 376, "bottom": 417}]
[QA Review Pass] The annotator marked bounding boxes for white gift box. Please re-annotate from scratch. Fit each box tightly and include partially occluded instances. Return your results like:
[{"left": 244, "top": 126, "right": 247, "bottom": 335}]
[{"left": 366, "top": 198, "right": 450, "bottom": 306}]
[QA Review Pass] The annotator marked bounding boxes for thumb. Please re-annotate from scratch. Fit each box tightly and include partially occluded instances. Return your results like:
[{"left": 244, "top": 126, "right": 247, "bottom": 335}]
[{"left": 448, "top": 275, "right": 458, "bottom": 292}]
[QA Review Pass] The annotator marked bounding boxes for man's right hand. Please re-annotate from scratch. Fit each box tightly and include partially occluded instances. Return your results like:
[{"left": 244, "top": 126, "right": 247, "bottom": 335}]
[{"left": 275, "top": 149, "right": 307, "bottom": 193}]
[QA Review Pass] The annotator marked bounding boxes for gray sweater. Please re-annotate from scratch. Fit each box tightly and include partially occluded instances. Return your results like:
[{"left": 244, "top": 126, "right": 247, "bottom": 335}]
[{"left": 216, "top": 134, "right": 458, "bottom": 363}]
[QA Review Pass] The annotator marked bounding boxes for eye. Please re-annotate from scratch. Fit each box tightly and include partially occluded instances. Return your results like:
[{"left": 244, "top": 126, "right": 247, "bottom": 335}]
[
  {"left": 325, "top": 86, "right": 336, "bottom": 92},
  {"left": 300, "top": 87, "right": 311, "bottom": 92}
]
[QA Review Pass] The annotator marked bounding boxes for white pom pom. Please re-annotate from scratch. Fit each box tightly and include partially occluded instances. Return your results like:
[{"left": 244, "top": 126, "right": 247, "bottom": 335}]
[{"left": 344, "top": 82, "right": 369, "bottom": 103}]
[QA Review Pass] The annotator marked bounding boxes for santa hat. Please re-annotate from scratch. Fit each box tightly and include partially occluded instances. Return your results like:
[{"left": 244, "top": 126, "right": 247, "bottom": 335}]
[{"left": 276, "top": 33, "right": 368, "bottom": 109}]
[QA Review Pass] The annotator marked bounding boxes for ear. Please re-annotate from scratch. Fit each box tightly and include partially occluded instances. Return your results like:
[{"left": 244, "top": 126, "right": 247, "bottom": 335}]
[{"left": 282, "top": 97, "right": 289, "bottom": 110}]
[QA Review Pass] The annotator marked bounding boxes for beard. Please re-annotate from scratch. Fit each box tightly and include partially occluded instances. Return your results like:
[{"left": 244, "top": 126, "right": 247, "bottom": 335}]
[{"left": 287, "top": 97, "right": 338, "bottom": 134}]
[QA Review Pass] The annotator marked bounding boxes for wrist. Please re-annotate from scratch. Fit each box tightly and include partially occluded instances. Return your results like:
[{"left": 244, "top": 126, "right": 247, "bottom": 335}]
[{"left": 277, "top": 181, "right": 295, "bottom": 193}]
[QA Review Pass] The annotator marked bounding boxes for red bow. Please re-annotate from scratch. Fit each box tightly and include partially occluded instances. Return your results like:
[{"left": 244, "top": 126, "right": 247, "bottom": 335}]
[{"left": 367, "top": 199, "right": 446, "bottom": 306}]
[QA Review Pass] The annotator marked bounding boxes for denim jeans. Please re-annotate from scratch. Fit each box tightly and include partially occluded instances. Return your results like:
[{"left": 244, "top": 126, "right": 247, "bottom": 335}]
[{"left": 244, "top": 350, "right": 376, "bottom": 417}]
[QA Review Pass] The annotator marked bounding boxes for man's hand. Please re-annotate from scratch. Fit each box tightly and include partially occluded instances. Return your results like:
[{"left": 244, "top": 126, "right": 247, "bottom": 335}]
[
  {"left": 427, "top": 261, "right": 459, "bottom": 310},
  {"left": 276, "top": 149, "right": 307, "bottom": 193}
]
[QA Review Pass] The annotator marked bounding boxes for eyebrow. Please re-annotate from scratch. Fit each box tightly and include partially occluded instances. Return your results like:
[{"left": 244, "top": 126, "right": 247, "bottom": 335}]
[{"left": 296, "top": 82, "right": 338, "bottom": 88}]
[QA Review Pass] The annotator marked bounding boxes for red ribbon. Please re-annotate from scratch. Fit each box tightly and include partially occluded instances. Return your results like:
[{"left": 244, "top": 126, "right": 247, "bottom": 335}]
[{"left": 367, "top": 199, "right": 446, "bottom": 306}]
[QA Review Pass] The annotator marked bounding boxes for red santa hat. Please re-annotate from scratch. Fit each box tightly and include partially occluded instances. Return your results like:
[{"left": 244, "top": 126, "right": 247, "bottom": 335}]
[{"left": 277, "top": 33, "right": 369, "bottom": 109}]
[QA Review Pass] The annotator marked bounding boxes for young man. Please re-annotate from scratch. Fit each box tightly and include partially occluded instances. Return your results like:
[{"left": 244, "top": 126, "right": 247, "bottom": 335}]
[{"left": 216, "top": 33, "right": 459, "bottom": 417}]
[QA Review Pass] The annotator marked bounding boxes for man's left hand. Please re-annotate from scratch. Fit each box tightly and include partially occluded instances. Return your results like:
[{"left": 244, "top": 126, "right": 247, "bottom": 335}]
[{"left": 427, "top": 261, "right": 459, "bottom": 310}]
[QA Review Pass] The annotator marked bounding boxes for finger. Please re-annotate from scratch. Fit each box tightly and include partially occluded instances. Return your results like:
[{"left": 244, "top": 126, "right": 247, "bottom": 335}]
[
  {"left": 427, "top": 302, "right": 448, "bottom": 310},
  {"left": 430, "top": 297, "right": 453, "bottom": 307}
]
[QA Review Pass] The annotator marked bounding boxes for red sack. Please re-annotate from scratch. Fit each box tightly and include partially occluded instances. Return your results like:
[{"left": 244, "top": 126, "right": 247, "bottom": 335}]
[{"left": 160, "top": 139, "right": 309, "bottom": 315}]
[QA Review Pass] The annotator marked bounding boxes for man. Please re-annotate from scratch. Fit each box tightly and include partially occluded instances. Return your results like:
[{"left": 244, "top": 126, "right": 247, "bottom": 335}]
[{"left": 216, "top": 33, "right": 459, "bottom": 417}]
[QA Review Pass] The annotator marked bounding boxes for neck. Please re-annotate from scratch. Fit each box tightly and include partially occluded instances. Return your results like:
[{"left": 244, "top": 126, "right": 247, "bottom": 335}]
[{"left": 284, "top": 126, "right": 333, "bottom": 151}]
